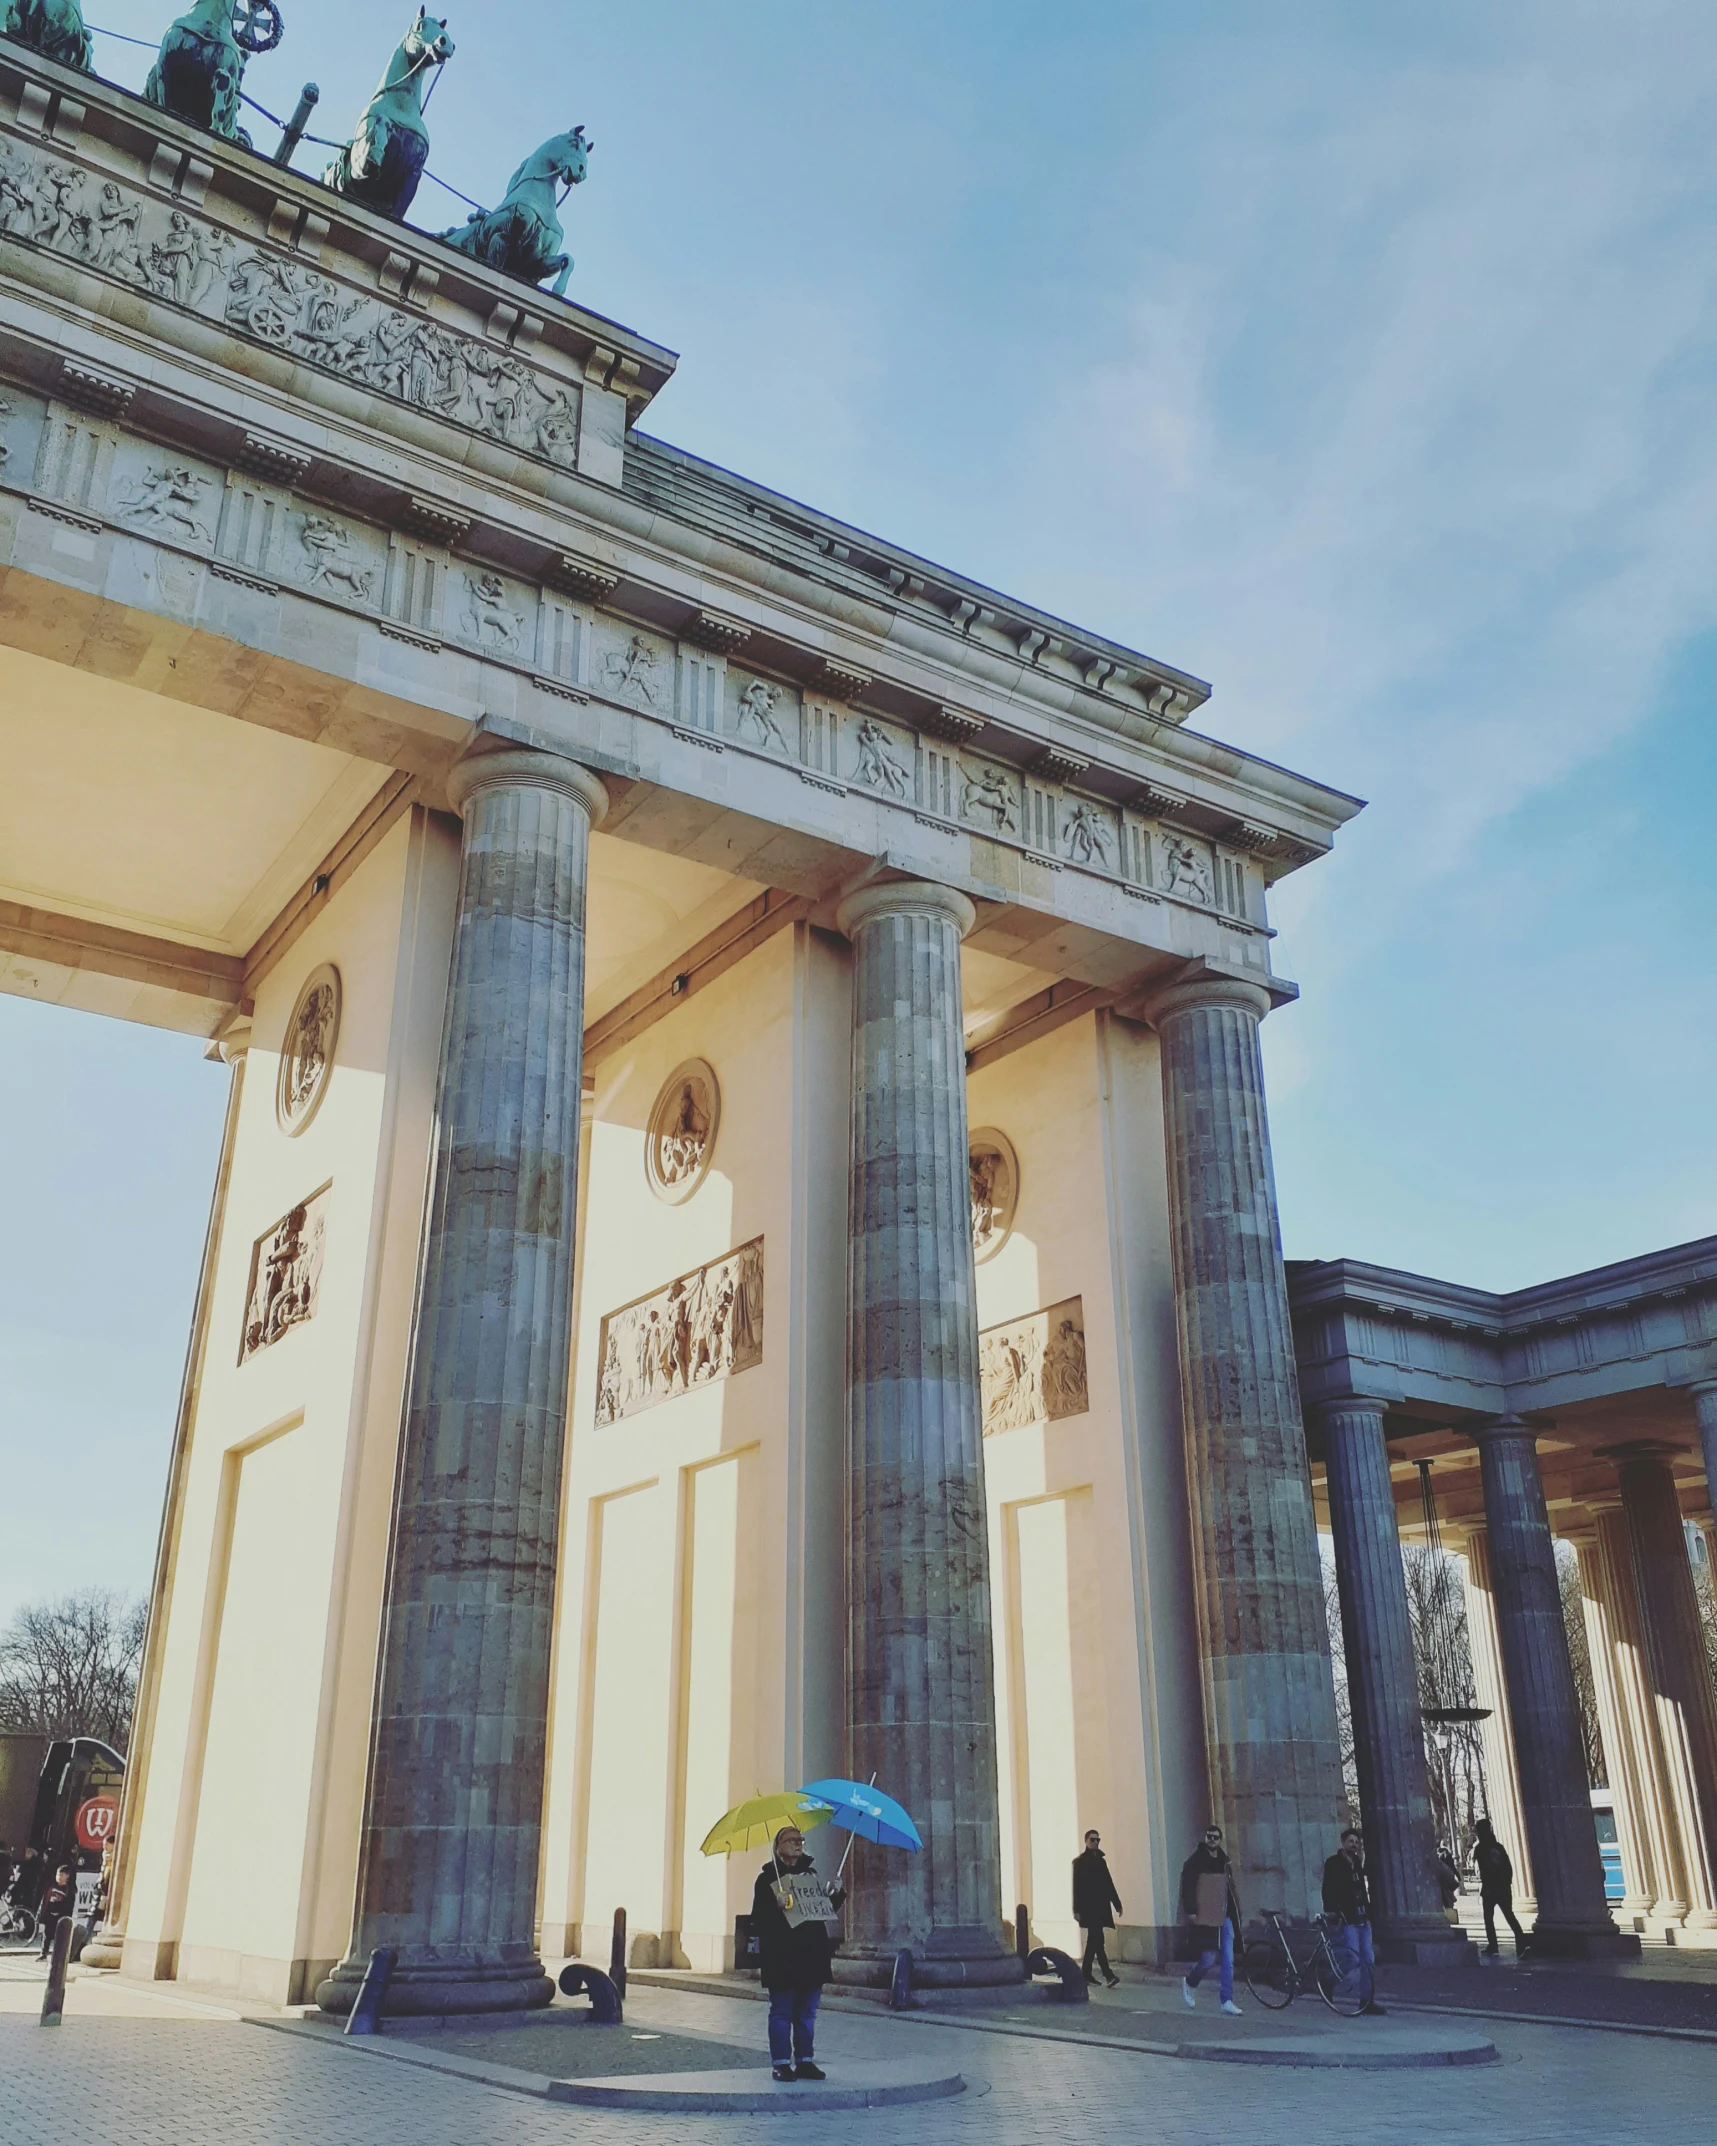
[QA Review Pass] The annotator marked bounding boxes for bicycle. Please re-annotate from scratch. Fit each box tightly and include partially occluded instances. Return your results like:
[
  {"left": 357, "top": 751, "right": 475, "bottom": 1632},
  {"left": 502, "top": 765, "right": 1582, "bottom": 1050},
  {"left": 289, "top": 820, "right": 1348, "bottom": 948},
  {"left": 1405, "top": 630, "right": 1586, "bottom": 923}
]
[
  {"left": 0, "top": 1898, "right": 36, "bottom": 1944},
  {"left": 1242, "top": 1910, "right": 1374, "bottom": 2017}
]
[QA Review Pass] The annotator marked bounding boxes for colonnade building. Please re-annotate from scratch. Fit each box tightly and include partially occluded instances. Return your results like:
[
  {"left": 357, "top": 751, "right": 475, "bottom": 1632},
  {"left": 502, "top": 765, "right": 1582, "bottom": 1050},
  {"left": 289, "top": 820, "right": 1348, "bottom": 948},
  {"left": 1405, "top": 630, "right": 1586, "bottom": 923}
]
[{"left": 3, "top": 47, "right": 1707, "bottom": 2017}]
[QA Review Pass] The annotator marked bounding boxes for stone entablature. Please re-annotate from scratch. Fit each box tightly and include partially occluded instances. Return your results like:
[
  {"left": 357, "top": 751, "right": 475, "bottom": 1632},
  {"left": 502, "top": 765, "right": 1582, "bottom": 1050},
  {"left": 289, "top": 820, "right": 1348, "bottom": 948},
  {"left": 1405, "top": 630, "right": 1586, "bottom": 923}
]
[
  {"left": 0, "top": 51, "right": 1358, "bottom": 939},
  {"left": 1289, "top": 1238, "right": 1717, "bottom": 1420}
]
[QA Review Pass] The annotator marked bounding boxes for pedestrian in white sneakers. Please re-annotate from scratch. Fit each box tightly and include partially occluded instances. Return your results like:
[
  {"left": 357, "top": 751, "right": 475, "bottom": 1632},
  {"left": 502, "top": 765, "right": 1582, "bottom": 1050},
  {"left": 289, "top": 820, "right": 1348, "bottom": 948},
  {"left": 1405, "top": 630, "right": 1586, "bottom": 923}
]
[{"left": 1178, "top": 1825, "right": 1243, "bottom": 2015}]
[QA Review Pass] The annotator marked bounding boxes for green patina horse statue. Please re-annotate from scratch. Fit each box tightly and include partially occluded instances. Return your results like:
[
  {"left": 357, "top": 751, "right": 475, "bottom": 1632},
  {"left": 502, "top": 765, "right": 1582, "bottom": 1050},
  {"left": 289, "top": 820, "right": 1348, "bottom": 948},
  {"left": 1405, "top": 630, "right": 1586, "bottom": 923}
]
[
  {"left": 144, "top": 0, "right": 283, "bottom": 146},
  {"left": 323, "top": 7, "right": 453, "bottom": 221},
  {"left": 1, "top": 0, "right": 93, "bottom": 71},
  {"left": 440, "top": 126, "right": 592, "bottom": 297}
]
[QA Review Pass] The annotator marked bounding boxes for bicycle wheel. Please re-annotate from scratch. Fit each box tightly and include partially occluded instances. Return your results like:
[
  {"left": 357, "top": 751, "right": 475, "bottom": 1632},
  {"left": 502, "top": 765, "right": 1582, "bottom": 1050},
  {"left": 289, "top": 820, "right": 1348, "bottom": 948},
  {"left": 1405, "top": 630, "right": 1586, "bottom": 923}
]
[
  {"left": 1314, "top": 1939, "right": 1373, "bottom": 2017},
  {"left": 1242, "top": 1936, "right": 1297, "bottom": 2009}
]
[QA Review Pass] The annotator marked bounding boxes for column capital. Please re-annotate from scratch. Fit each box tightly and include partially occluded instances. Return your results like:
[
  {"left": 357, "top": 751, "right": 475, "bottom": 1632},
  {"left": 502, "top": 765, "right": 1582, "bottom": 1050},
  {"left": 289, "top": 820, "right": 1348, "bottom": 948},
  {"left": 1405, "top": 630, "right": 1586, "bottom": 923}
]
[
  {"left": 1467, "top": 1412, "right": 1544, "bottom": 1446},
  {"left": 1308, "top": 1390, "right": 1389, "bottom": 1423},
  {"left": 1137, "top": 963, "right": 1273, "bottom": 1030},
  {"left": 445, "top": 745, "right": 610, "bottom": 825},
  {"left": 835, "top": 877, "right": 976, "bottom": 941},
  {"left": 1687, "top": 1376, "right": 1717, "bottom": 1398}
]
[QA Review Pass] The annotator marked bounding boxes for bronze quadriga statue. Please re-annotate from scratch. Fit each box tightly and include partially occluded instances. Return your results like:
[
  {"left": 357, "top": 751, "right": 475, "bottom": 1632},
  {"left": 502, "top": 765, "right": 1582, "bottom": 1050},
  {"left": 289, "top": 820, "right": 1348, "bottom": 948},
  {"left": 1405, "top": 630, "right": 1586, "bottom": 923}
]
[
  {"left": 440, "top": 126, "right": 591, "bottom": 296},
  {"left": 322, "top": 7, "right": 453, "bottom": 220}
]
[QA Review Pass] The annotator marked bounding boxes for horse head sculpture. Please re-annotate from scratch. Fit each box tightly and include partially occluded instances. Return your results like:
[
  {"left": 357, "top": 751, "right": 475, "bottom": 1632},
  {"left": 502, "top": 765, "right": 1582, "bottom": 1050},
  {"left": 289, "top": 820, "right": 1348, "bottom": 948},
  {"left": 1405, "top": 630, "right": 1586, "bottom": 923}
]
[
  {"left": 439, "top": 124, "right": 593, "bottom": 298},
  {"left": 323, "top": 8, "right": 454, "bottom": 220}
]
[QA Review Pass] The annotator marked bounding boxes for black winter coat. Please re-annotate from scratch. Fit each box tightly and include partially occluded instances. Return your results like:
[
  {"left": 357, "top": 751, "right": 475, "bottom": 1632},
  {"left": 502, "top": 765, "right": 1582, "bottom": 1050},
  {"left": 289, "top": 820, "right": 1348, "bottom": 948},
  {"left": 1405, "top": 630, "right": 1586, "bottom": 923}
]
[
  {"left": 1475, "top": 1836, "right": 1515, "bottom": 1898},
  {"left": 751, "top": 1856, "right": 846, "bottom": 1991},
  {"left": 1072, "top": 1849, "right": 1123, "bottom": 1929},
  {"left": 1322, "top": 1851, "right": 1371, "bottom": 1924},
  {"left": 1177, "top": 1844, "right": 1239, "bottom": 1938}
]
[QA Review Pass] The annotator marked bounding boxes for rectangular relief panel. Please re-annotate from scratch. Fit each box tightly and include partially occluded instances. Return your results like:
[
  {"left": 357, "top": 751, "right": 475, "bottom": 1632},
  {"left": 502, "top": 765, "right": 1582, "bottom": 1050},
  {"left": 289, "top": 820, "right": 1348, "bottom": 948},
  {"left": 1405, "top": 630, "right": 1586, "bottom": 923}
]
[
  {"left": 238, "top": 1185, "right": 330, "bottom": 1363},
  {"left": 980, "top": 1295, "right": 1088, "bottom": 1438},
  {"left": 595, "top": 1238, "right": 764, "bottom": 1425}
]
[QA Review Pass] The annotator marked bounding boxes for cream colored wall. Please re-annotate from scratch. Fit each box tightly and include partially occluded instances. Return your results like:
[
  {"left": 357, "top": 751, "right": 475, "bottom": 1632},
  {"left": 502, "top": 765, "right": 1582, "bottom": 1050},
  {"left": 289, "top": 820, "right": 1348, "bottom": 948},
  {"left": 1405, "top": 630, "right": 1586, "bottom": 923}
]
[
  {"left": 118, "top": 809, "right": 459, "bottom": 2003},
  {"left": 971, "top": 1010, "right": 1205, "bottom": 1962},
  {"left": 540, "top": 922, "right": 850, "bottom": 1971}
]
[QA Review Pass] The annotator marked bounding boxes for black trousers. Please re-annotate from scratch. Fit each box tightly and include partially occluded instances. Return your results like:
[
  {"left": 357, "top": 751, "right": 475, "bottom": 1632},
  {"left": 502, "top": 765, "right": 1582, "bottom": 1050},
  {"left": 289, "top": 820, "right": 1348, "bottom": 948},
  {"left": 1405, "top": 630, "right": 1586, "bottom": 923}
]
[
  {"left": 1080, "top": 1924, "right": 1112, "bottom": 1978},
  {"left": 1482, "top": 1890, "right": 1526, "bottom": 1952}
]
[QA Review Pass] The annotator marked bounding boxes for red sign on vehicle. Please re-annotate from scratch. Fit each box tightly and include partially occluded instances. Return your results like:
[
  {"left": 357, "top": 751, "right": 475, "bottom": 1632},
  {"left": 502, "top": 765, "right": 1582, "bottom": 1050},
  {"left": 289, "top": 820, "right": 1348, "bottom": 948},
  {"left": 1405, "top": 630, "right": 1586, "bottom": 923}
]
[{"left": 75, "top": 1796, "right": 119, "bottom": 1852}]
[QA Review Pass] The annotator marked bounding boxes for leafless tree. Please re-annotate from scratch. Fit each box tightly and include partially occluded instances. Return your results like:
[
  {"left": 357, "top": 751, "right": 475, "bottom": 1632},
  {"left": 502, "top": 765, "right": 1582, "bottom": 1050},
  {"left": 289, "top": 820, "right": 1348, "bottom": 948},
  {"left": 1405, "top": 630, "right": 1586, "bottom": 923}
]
[
  {"left": 1399, "top": 1544, "right": 1489, "bottom": 1859},
  {"left": 1318, "top": 1541, "right": 1359, "bottom": 1817},
  {"left": 1689, "top": 1530, "right": 1717, "bottom": 1691},
  {"left": 1555, "top": 1542, "right": 1605, "bottom": 1789},
  {"left": 0, "top": 1590, "right": 146, "bottom": 1750}
]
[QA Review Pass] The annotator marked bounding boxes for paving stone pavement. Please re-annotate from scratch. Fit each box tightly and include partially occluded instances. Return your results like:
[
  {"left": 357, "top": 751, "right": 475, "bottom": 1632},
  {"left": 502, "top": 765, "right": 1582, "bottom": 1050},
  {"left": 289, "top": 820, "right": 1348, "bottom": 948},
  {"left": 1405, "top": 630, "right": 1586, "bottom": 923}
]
[{"left": 1, "top": 1959, "right": 1713, "bottom": 2143}]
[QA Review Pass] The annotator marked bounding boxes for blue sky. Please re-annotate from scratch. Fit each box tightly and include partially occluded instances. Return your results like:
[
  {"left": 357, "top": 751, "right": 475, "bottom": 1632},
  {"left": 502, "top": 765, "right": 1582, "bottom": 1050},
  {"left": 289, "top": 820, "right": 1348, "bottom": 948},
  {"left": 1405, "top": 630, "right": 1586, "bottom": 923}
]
[{"left": 3, "top": 1, "right": 1714, "bottom": 1619}]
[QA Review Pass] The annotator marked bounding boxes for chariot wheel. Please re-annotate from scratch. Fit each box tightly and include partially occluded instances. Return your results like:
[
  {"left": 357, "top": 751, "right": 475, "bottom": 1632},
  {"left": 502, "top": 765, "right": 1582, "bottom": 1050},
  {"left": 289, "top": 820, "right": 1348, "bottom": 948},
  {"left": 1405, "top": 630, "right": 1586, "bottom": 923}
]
[{"left": 231, "top": 0, "right": 284, "bottom": 55}]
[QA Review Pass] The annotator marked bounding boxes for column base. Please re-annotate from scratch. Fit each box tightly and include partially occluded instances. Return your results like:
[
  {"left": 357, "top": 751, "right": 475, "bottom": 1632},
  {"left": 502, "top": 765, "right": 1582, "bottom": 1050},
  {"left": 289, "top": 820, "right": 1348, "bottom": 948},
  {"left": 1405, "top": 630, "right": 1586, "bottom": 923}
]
[
  {"left": 80, "top": 1925, "right": 124, "bottom": 1971},
  {"left": 316, "top": 1947, "right": 555, "bottom": 2018},
  {"left": 1525, "top": 1924, "right": 1641, "bottom": 1961},
  {"left": 831, "top": 1932, "right": 1026, "bottom": 1992},
  {"left": 1374, "top": 1929, "right": 1477, "bottom": 1967}
]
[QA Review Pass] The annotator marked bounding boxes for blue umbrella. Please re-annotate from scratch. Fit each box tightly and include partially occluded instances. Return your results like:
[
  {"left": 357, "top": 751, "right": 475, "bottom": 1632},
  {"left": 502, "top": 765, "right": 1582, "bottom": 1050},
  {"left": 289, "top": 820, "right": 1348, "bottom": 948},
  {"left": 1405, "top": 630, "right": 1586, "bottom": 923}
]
[{"left": 798, "top": 1778, "right": 923, "bottom": 1875}]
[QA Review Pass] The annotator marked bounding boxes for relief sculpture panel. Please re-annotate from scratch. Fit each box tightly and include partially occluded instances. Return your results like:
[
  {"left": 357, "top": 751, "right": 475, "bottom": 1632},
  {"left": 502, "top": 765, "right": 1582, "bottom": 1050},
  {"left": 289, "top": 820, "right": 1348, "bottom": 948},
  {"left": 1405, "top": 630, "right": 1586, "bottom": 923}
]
[
  {"left": 0, "top": 131, "right": 586, "bottom": 473},
  {"left": 595, "top": 1238, "right": 764, "bottom": 1426},
  {"left": 239, "top": 1186, "right": 329, "bottom": 1363},
  {"left": 980, "top": 1296, "right": 1088, "bottom": 1438}
]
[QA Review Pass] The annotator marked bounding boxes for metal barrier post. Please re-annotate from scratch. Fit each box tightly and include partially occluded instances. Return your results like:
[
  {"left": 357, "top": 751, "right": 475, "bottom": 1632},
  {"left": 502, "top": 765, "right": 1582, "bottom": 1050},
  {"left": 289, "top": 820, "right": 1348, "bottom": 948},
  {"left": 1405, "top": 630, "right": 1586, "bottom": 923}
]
[
  {"left": 39, "top": 1918, "right": 73, "bottom": 2027},
  {"left": 610, "top": 1906, "right": 628, "bottom": 1999},
  {"left": 343, "top": 1946, "right": 398, "bottom": 2036},
  {"left": 1015, "top": 1903, "right": 1031, "bottom": 1967}
]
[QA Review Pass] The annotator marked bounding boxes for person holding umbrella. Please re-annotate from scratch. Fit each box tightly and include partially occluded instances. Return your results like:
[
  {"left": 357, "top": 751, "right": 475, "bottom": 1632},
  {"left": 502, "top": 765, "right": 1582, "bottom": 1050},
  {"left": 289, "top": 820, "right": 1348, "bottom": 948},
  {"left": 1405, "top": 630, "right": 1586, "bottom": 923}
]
[{"left": 751, "top": 1824, "right": 845, "bottom": 2082}]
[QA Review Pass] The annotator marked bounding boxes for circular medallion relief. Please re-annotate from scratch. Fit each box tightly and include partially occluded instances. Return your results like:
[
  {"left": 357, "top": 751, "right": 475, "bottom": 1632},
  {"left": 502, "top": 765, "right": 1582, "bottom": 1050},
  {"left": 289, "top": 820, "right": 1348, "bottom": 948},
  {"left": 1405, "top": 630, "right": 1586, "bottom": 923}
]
[
  {"left": 646, "top": 1059, "right": 721, "bottom": 1204},
  {"left": 969, "top": 1127, "right": 1020, "bottom": 1264},
  {"left": 276, "top": 963, "right": 341, "bottom": 1136}
]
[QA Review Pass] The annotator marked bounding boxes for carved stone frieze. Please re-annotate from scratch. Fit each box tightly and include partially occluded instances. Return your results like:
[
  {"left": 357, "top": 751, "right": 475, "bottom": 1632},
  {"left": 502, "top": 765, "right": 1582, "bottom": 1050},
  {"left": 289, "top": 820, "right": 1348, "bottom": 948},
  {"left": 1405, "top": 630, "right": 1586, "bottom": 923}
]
[
  {"left": 595, "top": 1236, "right": 763, "bottom": 1425},
  {"left": 0, "top": 130, "right": 587, "bottom": 474},
  {"left": 1160, "top": 833, "right": 1213, "bottom": 905},
  {"left": 851, "top": 716, "right": 909, "bottom": 798},
  {"left": 961, "top": 762, "right": 1018, "bottom": 835},
  {"left": 732, "top": 675, "right": 791, "bottom": 756},
  {"left": 239, "top": 1186, "right": 329, "bottom": 1362},
  {"left": 458, "top": 570, "right": 526, "bottom": 652},
  {"left": 980, "top": 1296, "right": 1088, "bottom": 1438},
  {"left": 598, "top": 627, "right": 668, "bottom": 711},
  {"left": 1061, "top": 798, "right": 1113, "bottom": 867},
  {"left": 294, "top": 511, "right": 376, "bottom": 602},
  {"left": 644, "top": 1058, "right": 720, "bottom": 1204},
  {"left": 112, "top": 461, "right": 215, "bottom": 546}
]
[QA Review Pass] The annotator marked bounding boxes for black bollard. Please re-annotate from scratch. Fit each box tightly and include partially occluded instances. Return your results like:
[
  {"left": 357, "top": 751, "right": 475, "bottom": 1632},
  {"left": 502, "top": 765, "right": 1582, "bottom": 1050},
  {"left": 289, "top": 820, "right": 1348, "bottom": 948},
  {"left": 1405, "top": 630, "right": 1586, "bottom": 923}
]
[
  {"left": 39, "top": 1917, "right": 73, "bottom": 2027},
  {"left": 1015, "top": 1904, "right": 1031, "bottom": 1967},
  {"left": 888, "top": 1947, "right": 913, "bottom": 2011},
  {"left": 343, "top": 1947, "right": 398, "bottom": 2036},
  {"left": 610, "top": 1907, "right": 627, "bottom": 2000},
  {"left": 272, "top": 83, "right": 321, "bottom": 168}
]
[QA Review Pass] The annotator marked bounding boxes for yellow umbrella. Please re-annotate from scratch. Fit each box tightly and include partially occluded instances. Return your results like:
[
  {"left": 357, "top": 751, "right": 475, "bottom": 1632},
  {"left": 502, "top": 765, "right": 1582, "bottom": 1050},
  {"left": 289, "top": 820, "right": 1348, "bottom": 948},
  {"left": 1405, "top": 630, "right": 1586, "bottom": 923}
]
[{"left": 699, "top": 1790, "right": 834, "bottom": 1858}]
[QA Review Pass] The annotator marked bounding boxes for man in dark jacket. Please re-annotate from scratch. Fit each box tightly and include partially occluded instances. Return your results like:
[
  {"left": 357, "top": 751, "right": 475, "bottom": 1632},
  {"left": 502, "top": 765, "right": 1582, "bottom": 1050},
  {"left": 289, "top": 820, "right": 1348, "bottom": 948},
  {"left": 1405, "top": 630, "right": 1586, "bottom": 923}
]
[
  {"left": 1179, "top": 1825, "right": 1242, "bottom": 2012},
  {"left": 1072, "top": 1829, "right": 1122, "bottom": 1986},
  {"left": 751, "top": 1826, "right": 846, "bottom": 2082},
  {"left": 1321, "top": 1826, "right": 1386, "bottom": 2014},
  {"left": 36, "top": 1864, "right": 74, "bottom": 1960},
  {"left": 1472, "top": 1816, "right": 1529, "bottom": 1958}
]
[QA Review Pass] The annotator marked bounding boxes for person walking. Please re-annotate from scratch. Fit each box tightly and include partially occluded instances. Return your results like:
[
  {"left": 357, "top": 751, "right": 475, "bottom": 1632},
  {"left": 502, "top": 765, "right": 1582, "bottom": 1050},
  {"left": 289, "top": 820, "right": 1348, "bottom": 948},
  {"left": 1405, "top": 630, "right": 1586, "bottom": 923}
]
[
  {"left": 1179, "top": 1824, "right": 1242, "bottom": 2015},
  {"left": 750, "top": 1824, "right": 845, "bottom": 2083},
  {"left": 1072, "top": 1828, "right": 1122, "bottom": 1987},
  {"left": 1321, "top": 1826, "right": 1387, "bottom": 2015},
  {"left": 35, "top": 1864, "right": 73, "bottom": 1961},
  {"left": 1435, "top": 1843, "right": 1462, "bottom": 1916},
  {"left": 1472, "top": 1816, "right": 1530, "bottom": 1959}
]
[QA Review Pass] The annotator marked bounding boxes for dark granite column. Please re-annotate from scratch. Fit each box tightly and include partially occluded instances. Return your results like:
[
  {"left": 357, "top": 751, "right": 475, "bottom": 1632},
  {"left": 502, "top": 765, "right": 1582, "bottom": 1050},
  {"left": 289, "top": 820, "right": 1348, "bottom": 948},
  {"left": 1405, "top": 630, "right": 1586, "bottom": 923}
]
[
  {"left": 1314, "top": 1396, "right": 1469, "bottom": 1961},
  {"left": 318, "top": 745, "right": 607, "bottom": 2016},
  {"left": 1468, "top": 1416, "right": 1634, "bottom": 1956},
  {"left": 1144, "top": 973, "right": 1344, "bottom": 1921},
  {"left": 833, "top": 879, "right": 1020, "bottom": 1989},
  {"left": 1609, "top": 1444, "right": 1717, "bottom": 1933}
]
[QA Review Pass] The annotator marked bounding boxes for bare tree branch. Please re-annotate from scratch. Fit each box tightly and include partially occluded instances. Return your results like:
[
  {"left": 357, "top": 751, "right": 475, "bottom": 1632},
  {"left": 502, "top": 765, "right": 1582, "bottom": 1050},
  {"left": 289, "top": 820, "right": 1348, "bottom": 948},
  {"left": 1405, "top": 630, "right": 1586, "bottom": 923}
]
[{"left": 0, "top": 1590, "right": 146, "bottom": 1749}]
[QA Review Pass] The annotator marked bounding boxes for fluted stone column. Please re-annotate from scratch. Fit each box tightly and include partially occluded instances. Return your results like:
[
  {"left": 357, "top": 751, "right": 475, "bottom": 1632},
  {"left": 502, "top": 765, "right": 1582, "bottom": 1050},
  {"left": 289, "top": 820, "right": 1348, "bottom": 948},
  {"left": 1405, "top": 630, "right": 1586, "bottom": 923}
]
[
  {"left": 318, "top": 746, "right": 607, "bottom": 2016},
  {"left": 1459, "top": 1525, "right": 1536, "bottom": 1910},
  {"left": 1694, "top": 1383, "right": 1717, "bottom": 1541},
  {"left": 1469, "top": 1417, "right": 1628, "bottom": 1953},
  {"left": 1611, "top": 1444, "right": 1717, "bottom": 1933},
  {"left": 1568, "top": 1512, "right": 1677, "bottom": 1927},
  {"left": 835, "top": 879, "right": 1019, "bottom": 1988},
  {"left": 1145, "top": 974, "right": 1343, "bottom": 1921},
  {"left": 1315, "top": 1397, "right": 1467, "bottom": 1960}
]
